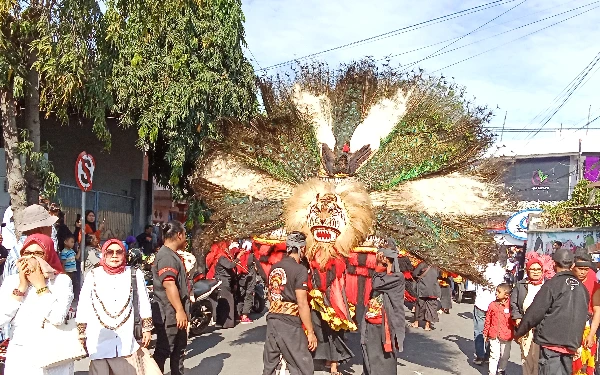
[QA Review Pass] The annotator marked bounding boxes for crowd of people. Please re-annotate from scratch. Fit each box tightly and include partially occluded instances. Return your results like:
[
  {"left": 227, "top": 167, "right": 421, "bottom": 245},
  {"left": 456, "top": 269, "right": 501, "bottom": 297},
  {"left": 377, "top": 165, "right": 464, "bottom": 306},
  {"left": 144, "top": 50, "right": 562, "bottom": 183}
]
[
  {"left": 2, "top": 200, "right": 600, "bottom": 375},
  {"left": 473, "top": 243, "right": 600, "bottom": 375}
]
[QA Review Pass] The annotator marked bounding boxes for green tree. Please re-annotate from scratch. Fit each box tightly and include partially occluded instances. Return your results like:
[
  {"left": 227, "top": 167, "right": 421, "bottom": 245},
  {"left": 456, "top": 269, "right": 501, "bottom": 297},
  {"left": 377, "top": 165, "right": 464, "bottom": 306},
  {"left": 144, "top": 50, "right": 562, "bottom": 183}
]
[
  {"left": 0, "top": 0, "right": 111, "bottom": 228},
  {"left": 104, "top": 0, "right": 257, "bottom": 199}
]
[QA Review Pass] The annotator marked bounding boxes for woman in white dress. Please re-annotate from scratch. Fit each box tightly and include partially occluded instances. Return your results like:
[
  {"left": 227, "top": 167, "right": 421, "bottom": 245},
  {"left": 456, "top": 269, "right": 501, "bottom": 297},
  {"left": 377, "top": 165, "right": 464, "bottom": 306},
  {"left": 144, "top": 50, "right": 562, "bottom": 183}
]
[
  {"left": 0, "top": 233, "right": 75, "bottom": 375},
  {"left": 76, "top": 239, "right": 159, "bottom": 375}
]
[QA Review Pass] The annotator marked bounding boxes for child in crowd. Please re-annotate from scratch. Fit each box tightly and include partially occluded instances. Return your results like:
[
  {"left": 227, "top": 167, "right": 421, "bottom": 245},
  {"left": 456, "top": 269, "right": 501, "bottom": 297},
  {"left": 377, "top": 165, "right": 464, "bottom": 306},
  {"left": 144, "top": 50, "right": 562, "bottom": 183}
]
[
  {"left": 60, "top": 235, "right": 80, "bottom": 294},
  {"left": 483, "top": 283, "right": 513, "bottom": 375}
]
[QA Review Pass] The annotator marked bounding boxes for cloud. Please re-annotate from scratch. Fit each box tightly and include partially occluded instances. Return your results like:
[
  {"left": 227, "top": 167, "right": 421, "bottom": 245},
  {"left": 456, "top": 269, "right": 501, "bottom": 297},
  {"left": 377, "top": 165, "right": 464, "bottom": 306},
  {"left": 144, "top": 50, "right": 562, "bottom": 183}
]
[{"left": 241, "top": 0, "right": 600, "bottom": 150}]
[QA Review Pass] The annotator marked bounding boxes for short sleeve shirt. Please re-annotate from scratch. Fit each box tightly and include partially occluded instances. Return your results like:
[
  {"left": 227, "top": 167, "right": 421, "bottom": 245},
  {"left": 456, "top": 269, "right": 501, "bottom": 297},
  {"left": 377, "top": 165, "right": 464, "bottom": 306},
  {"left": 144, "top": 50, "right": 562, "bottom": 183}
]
[
  {"left": 267, "top": 256, "right": 308, "bottom": 326},
  {"left": 152, "top": 246, "right": 190, "bottom": 323},
  {"left": 60, "top": 249, "right": 77, "bottom": 273}
]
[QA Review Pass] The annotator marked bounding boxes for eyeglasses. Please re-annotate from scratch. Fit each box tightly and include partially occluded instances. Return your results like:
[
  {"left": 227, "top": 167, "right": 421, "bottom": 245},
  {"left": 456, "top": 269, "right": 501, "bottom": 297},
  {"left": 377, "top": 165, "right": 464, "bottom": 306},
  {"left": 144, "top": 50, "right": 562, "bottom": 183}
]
[
  {"left": 22, "top": 250, "right": 45, "bottom": 258},
  {"left": 106, "top": 249, "right": 125, "bottom": 256},
  {"left": 529, "top": 268, "right": 542, "bottom": 271}
]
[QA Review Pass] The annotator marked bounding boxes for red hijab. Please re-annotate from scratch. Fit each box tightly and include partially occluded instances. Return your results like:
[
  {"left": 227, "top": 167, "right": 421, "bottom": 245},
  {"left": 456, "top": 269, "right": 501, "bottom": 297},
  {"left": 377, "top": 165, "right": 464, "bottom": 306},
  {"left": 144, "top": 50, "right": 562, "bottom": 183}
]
[
  {"left": 21, "top": 233, "right": 64, "bottom": 273},
  {"left": 526, "top": 258, "right": 543, "bottom": 286},
  {"left": 100, "top": 239, "right": 127, "bottom": 275}
]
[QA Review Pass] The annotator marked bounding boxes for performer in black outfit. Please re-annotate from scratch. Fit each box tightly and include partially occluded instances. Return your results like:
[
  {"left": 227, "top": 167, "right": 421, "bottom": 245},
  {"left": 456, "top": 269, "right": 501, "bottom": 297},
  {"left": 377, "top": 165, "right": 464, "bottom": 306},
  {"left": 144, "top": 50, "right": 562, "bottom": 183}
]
[
  {"left": 263, "top": 231, "right": 318, "bottom": 375},
  {"left": 214, "top": 241, "right": 242, "bottom": 328},
  {"left": 362, "top": 247, "right": 406, "bottom": 375}
]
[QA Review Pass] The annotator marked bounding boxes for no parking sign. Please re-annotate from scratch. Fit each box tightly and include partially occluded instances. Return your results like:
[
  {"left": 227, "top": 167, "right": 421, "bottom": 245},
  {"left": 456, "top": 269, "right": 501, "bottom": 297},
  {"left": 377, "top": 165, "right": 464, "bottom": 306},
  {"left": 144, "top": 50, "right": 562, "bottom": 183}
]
[{"left": 75, "top": 151, "right": 95, "bottom": 192}]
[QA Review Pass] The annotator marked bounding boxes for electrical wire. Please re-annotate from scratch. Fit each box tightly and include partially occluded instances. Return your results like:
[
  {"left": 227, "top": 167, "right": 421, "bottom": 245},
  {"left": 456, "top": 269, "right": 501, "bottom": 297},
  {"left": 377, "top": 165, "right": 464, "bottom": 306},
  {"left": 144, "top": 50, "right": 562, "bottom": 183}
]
[
  {"left": 429, "top": 5, "right": 599, "bottom": 74},
  {"left": 384, "top": 2, "right": 599, "bottom": 68},
  {"left": 524, "top": 51, "right": 600, "bottom": 142},
  {"left": 257, "top": 0, "right": 519, "bottom": 72},
  {"left": 400, "top": 0, "right": 527, "bottom": 72}
]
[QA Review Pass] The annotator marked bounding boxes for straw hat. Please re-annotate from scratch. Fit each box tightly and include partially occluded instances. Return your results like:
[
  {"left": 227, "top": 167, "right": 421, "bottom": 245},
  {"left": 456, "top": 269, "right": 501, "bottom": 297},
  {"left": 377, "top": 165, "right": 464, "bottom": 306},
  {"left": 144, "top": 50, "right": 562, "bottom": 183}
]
[{"left": 17, "top": 204, "right": 58, "bottom": 233}]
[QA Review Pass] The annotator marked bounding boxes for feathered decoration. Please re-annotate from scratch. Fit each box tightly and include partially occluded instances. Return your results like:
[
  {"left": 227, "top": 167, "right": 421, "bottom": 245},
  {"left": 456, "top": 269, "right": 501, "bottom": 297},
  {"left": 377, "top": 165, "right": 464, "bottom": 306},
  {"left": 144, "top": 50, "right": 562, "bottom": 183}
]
[{"left": 191, "top": 59, "right": 506, "bottom": 282}]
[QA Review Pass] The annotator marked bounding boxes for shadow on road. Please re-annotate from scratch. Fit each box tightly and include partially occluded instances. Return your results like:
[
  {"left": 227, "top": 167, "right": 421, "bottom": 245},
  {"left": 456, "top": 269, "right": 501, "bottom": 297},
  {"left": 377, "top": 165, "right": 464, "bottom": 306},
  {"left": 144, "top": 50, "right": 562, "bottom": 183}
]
[
  {"left": 457, "top": 311, "right": 473, "bottom": 320},
  {"left": 186, "top": 331, "right": 225, "bottom": 360},
  {"left": 188, "top": 353, "right": 231, "bottom": 375},
  {"left": 444, "top": 334, "right": 521, "bottom": 375},
  {"left": 230, "top": 324, "right": 267, "bottom": 345}
]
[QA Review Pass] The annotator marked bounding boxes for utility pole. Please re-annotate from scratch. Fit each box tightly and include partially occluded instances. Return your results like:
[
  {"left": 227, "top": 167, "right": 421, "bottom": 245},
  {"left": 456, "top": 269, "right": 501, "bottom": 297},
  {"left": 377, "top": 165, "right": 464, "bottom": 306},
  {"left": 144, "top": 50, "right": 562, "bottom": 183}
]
[
  {"left": 500, "top": 111, "right": 507, "bottom": 141},
  {"left": 578, "top": 138, "right": 583, "bottom": 181},
  {"left": 587, "top": 105, "right": 592, "bottom": 135}
]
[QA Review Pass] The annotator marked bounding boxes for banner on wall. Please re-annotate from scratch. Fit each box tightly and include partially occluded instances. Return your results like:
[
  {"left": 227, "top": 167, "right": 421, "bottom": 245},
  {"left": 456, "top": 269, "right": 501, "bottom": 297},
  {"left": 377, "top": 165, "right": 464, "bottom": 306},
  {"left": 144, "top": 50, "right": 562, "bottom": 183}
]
[{"left": 506, "top": 209, "right": 542, "bottom": 241}]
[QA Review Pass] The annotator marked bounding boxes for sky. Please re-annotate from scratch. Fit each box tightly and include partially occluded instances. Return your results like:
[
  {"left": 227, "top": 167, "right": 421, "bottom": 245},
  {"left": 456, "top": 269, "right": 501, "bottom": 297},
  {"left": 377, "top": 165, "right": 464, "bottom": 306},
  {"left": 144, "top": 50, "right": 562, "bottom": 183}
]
[{"left": 240, "top": 0, "right": 600, "bottom": 156}]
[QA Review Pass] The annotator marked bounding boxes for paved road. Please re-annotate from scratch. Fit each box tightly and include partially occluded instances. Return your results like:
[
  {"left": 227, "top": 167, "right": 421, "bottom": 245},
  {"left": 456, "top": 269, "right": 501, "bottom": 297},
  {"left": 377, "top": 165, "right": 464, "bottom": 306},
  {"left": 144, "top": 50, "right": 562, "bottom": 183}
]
[{"left": 75, "top": 301, "right": 522, "bottom": 374}]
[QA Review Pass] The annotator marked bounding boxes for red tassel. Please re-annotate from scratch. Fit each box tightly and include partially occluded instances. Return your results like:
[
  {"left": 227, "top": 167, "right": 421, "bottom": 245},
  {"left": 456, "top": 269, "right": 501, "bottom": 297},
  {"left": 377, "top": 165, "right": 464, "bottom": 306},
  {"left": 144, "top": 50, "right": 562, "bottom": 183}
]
[
  {"left": 346, "top": 274, "right": 358, "bottom": 305},
  {"left": 365, "top": 254, "right": 377, "bottom": 269},
  {"left": 363, "top": 278, "right": 372, "bottom": 306}
]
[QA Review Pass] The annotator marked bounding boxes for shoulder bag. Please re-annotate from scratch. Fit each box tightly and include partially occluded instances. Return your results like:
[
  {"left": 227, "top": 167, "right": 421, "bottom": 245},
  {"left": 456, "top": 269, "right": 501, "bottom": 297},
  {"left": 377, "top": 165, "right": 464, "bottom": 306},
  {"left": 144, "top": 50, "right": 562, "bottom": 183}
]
[
  {"left": 132, "top": 267, "right": 143, "bottom": 341},
  {"left": 36, "top": 316, "right": 87, "bottom": 368}
]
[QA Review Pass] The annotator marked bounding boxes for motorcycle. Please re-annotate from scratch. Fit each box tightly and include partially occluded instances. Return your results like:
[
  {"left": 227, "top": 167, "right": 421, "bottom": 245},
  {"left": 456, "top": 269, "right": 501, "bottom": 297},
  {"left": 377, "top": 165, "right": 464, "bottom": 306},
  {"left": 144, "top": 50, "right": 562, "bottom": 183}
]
[
  {"left": 190, "top": 278, "right": 222, "bottom": 336},
  {"left": 127, "top": 248, "right": 154, "bottom": 301},
  {"left": 189, "top": 275, "right": 266, "bottom": 336}
]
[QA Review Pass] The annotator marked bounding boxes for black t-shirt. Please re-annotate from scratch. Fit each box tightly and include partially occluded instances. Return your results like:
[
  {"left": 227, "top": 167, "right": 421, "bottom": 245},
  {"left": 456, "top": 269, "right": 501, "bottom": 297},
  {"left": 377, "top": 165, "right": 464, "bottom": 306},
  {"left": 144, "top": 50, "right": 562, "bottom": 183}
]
[
  {"left": 152, "top": 246, "right": 190, "bottom": 323},
  {"left": 267, "top": 256, "right": 308, "bottom": 326},
  {"left": 136, "top": 233, "right": 153, "bottom": 256},
  {"left": 0, "top": 245, "right": 8, "bottom": 275}
]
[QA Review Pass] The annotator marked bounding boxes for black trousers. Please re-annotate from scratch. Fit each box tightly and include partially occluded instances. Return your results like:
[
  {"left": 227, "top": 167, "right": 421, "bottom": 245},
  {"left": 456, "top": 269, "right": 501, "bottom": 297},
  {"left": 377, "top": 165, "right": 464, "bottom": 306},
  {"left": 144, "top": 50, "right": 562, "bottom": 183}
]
[
  {"left": 361, "top": 322, "right": 397, "bottom": 375},
  {"left": 263, "top": 318, "right": 314, "bottom": 375},
  {"left": 539, "top": 346, "right": 573, "bottom": 375},
  {"left": 239, "top": 273, "right": 256, "bottom": 315},
  {"left": 154, "top": 314, "right": 188, "bottom": 375},
  {"left": 216, "top": 284, "right": 235, "bottom": 328}
]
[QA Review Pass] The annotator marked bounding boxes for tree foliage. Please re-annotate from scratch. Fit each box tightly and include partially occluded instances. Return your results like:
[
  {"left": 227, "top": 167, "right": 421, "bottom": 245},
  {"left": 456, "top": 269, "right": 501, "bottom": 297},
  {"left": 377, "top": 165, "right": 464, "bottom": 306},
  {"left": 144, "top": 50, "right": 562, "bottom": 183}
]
[
  {"left": 541, "top": 179, "right": 600, "bottom": 228},
  {"left": 105, "top": 0, "right": 257, "bottom": 198}
]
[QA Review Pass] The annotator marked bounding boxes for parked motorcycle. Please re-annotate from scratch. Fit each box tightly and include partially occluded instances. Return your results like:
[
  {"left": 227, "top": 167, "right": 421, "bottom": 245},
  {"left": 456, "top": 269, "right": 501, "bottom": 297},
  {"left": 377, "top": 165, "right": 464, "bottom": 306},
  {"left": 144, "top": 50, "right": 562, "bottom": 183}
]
[
  {"left": 190, "top": 278, "right": 222, "bottom": 336},
  {"left": 189, "top": 275, "right": 266, "bottom": 336},
  {"left": 127, "top": 248, "right": 154, "bottom": 301}
]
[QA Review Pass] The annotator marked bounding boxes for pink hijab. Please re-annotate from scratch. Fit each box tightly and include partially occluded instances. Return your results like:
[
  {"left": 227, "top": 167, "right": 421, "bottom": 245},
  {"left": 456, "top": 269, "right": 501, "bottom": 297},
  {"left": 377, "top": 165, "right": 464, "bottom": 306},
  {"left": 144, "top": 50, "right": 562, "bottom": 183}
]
[{"left": 99, "top": 239, "right": 127, "bottom": 275}]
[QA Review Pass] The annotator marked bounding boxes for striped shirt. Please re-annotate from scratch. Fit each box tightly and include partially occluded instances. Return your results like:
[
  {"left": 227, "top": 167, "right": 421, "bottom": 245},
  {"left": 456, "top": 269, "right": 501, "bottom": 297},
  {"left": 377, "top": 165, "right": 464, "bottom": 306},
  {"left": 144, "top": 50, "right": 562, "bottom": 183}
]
[{"left": 60, "top": 248, "right": 77, "bottom": 273}]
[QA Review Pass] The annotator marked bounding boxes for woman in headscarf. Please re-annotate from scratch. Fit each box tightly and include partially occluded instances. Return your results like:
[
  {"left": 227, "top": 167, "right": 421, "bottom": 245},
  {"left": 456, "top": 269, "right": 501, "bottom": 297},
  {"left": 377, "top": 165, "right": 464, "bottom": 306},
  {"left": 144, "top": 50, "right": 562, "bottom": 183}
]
[
  {"left": 361, "top": 247, "right": 406, "bottom": 375},
  {"left": 0, "top": 233, "right": 75, "bottom": 375},
  {"left": 76, "top": 239, "right": 159, "bottom": 375},
  {"left": 79, "top": 210, "right": 105, "bottom": 243},
  {"left": 510, "top": 257, "right": 544, "bottom": 375}
]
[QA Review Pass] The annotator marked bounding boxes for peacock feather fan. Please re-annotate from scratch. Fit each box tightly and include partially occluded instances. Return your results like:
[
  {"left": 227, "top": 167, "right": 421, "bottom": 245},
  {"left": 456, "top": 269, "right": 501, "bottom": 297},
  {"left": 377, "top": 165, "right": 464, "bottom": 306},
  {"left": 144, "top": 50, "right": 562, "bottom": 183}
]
[{"left": 191, "top": 60, "right": 507, "bottom": 282}]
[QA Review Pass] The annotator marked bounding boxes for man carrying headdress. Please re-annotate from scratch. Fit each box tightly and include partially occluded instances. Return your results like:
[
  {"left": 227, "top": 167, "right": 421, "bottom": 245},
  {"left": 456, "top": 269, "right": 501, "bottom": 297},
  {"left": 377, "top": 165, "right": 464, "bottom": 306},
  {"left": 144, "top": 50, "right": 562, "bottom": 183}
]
[{"left": 263, "top": 231, "right": 317, "bottom": 375}]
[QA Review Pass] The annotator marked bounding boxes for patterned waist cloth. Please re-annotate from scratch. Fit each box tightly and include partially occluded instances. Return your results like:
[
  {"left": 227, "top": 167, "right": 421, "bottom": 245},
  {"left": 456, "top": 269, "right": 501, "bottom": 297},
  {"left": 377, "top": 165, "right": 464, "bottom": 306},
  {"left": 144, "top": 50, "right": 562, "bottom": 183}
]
[{"left": 269, "top": 300, "right": 299, "bottom": 316}]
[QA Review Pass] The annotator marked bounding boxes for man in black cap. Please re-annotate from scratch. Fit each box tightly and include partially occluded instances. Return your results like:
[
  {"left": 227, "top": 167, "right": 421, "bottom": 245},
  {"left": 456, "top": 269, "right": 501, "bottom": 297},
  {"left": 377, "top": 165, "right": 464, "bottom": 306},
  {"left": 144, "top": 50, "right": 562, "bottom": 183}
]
[
  {"left": 515, "top": 248, "right": 589, "bottom": 375},
  {"left": 262, "top": 231, "right": 317, "bottom": 375}
]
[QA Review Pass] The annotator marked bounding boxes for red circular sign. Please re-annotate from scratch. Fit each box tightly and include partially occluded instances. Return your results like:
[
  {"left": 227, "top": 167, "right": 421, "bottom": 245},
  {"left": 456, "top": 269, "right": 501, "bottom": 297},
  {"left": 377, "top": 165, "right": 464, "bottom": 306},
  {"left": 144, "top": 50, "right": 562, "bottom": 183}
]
[{"left": 75, "top": 151, "right": 96, "bottom": 192}]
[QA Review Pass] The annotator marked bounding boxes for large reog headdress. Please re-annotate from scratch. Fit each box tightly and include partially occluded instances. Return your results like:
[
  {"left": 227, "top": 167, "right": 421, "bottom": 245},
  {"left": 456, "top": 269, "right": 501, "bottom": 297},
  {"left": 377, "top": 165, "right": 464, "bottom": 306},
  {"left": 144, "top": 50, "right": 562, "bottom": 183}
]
[{"left": 191, "top": 60, "right": 508, "bottom": 281}]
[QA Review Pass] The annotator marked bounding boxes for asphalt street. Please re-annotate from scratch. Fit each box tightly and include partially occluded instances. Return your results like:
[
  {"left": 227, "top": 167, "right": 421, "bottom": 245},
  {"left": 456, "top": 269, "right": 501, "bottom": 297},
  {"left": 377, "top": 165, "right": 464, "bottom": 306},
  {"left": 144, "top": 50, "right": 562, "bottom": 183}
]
[{"left": 74, "top": 301, "right": 522, "bottom": 375}]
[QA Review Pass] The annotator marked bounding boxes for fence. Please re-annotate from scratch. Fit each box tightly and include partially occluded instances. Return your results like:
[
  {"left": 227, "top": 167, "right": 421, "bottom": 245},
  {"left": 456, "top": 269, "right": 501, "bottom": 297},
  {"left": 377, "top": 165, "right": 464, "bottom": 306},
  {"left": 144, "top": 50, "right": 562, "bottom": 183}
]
[{"left": 57, "top": 184, "right": 135, "bottom": 241}]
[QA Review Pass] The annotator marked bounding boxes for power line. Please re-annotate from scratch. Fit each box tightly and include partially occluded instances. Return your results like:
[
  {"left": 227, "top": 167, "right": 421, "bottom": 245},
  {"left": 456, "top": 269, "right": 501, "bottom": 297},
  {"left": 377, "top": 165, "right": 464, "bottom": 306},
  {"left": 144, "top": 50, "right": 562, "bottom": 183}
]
[
  {"left": 400, "top": 0, "right": 527, "bottom": 72},
  {"left": 386, "top": 1, "right": 599, "bottom": 68},
  {"left": 524, "top": 51, "right": 600, "bottom": 142},
  {"left": 430, "top": 5, "right": 599, "bottom": 73},
  {"left": 257, "top": 0, "right": 519, "bottom": 72}
]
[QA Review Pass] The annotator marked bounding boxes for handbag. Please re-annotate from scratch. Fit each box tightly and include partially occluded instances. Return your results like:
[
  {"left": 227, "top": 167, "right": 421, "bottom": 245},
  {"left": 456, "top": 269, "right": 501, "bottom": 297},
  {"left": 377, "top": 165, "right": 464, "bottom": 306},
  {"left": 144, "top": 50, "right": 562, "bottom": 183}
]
[
  {"left": 132, "top": 267, "right": 143, "bottom": 341},
  {"left": 35, "top": 318, "right": 87, "bottom": 368}
]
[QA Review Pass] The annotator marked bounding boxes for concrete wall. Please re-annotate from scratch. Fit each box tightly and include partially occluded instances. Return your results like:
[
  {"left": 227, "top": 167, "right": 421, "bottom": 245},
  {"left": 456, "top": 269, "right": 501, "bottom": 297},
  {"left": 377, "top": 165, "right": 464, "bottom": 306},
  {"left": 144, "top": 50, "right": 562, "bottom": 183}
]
[{"left": 40, "top": 117, "right": 144, "bottom": 196}]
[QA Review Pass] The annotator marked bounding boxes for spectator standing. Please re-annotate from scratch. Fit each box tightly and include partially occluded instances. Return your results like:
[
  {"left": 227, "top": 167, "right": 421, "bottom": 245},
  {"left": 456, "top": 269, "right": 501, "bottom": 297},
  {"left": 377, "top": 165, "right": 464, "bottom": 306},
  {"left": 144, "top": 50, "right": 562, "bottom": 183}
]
[
  {"left": 0, "top": 229, "right": 7, "bottom": 287},
  {"left": 4, "top": 205, "right": 58, "bottom": 277},
  {"left": 473, "top": 260, "right": 506, "bottom": 365},
  {"left": 83, "top": 234, "right": 102, "bottom": 274},
  {"left": 511, "top": 258, "right": 544, "bottom": 375},
  {"left": 60, "top": 235, "right": 80, "bottom": 297},
  {"left": 151, "top": 221, "right": 190, "bottom": 375},
  {"left": 136, "top": 225, "right": 154, "bottom": 256},
  {"left": 483, "top": 283, "right": 513, "bottom": 375},
  {"left": 515, "top": 248, "right": 589, "bottom": 375},
  {"left": 80, "top": 210, "right": 104, "bottom": 243}
]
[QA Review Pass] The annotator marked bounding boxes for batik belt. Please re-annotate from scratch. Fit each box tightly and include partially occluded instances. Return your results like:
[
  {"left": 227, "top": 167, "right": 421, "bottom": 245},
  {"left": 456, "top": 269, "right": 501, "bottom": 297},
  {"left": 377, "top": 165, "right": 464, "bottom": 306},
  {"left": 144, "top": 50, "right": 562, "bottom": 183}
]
[{"left": 269, "top": 300, "right": 299, "bottom": 316}]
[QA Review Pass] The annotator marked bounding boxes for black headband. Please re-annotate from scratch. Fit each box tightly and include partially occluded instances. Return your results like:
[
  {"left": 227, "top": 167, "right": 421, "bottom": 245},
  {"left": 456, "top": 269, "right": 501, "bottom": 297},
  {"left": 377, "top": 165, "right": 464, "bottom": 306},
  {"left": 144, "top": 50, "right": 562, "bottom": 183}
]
[{"left": 575, "top": 260, "right": 592, "bottom": 268}]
